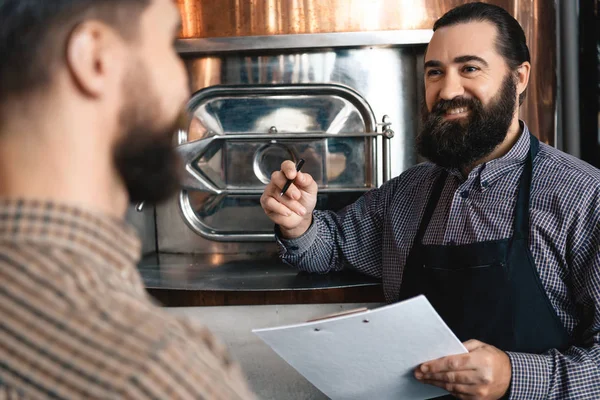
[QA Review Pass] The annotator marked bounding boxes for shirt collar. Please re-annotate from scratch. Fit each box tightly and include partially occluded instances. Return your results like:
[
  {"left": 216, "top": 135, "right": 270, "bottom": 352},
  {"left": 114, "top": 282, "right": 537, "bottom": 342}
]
[
  {"left": 0, "top": 198, "right": 142, "bottom": 278},
  {"left": 445, "top": 121, "right": 531, "bottom": 187}
]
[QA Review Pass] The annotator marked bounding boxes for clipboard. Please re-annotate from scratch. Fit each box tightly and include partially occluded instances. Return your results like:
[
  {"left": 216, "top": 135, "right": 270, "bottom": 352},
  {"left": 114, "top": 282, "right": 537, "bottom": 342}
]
[
  {"left": 253, "top": 295, "right": 467, "bottom": 400},
  {"left": 306, "top": 307, "right": 368, "bottom": 323}
]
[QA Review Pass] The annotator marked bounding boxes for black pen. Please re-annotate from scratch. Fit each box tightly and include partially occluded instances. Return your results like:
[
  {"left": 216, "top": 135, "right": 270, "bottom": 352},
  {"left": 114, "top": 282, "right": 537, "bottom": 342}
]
[{"left": 280, "top": 158, "right": 305, "bottom": 197}]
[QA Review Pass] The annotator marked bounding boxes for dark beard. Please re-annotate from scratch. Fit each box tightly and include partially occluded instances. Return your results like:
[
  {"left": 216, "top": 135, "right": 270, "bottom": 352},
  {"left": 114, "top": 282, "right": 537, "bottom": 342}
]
[
  {"left": 113, "top": 65, "right": 182, "bottom": 205},
  {"left": 416, "top": 73, "right": 517, "bottom": 170}
]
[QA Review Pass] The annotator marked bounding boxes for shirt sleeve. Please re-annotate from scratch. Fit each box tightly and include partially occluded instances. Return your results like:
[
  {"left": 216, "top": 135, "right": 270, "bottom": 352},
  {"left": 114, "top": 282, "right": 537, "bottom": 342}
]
[
  {"left": 507, "top": 344, "right": 600, "bottom": 399},
  {"left": 275, "top": 177, "right": 402, "bottom": 278},
  {"left": 124, "top": 319, "right": 256, "bottom": 400},
  {"left": 508, "top": 184, "right": 600, "bottom": 399}
]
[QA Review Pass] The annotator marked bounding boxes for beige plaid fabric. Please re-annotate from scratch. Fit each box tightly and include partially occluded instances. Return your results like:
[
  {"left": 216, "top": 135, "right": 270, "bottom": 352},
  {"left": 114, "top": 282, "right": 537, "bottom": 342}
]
[{"left": 0, "top": 199, "right": 254, "bottom": 399}]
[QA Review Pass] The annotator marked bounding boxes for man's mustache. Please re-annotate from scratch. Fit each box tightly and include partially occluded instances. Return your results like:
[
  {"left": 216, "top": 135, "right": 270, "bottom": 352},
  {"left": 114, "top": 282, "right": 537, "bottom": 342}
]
[{"left": 431, "top": 97, "right": 480, "bottom": 115}]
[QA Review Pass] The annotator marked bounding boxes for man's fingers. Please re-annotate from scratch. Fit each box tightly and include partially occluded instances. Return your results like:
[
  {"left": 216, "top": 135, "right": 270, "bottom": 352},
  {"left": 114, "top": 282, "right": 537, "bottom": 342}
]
[
  {"left": 280, "top": 160, "right": 298, "bottom": 180},
  {"left": 262, "top": 187, "right": 307, "bottom": 216},
  {"left": 420, "top": 353, "right": 476, "bottom": 373},
  {"left": 267, "top": 171, "right": 301, "bottom": 199},
  {"left": 415, "top": 371, "right": 478, "bottom": 385},
  {"left": 417, "top": 341, "right": 511, "bottom": 400},
  {"left": 270, "top": 170, "right": 290, "bottom": 189},
  {"left": 292, "top": 171, "right": 317, "bottom": 192},
  {"left": 463, "top": 339, "right": 485, "bottom": 352},
  {"left": 279, "top": 182, "right": 302, "bottom": 200},
  {"left": 270, "top": 170, "right": 316, "bottom": 198},
  {"left": 261, "top": 195, "right": 293, "bottom": 217}
]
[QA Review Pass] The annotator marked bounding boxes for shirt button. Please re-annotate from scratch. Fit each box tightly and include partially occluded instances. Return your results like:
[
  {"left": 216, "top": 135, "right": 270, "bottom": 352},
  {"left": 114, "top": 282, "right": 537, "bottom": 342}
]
[
  {"left": 481, "top": 180, "right": 489, "bottom": 188},
  {"left": 460, "top": 190, "right": 469, "bottom": 199}
]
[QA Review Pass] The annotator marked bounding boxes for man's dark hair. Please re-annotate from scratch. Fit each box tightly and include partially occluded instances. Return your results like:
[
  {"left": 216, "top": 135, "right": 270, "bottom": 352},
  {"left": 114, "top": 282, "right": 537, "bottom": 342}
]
[
  {"left": 433, "top": 2, "right": 530, "bottom": 105},
  {"left": 0, "top": 0, "right": 150, "bottom": 103}
]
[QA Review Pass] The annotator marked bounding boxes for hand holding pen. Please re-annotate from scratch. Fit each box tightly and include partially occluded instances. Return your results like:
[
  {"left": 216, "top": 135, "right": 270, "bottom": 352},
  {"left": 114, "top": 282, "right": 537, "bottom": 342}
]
[
  {"left": 260, "top": 159, "right": 319, "bottom": 239},
  {"left": 280, "top": 158, "right": 305, "bottom": 197}
]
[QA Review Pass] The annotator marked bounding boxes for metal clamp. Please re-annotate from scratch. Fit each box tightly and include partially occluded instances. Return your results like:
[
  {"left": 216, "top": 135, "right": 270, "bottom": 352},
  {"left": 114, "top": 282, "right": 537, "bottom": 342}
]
[
  {"left": 176, "top": 131, "right": 387, "bottom": 194},
  {"left": 135, "top": 117, "right": 394, "bottom": 212}
]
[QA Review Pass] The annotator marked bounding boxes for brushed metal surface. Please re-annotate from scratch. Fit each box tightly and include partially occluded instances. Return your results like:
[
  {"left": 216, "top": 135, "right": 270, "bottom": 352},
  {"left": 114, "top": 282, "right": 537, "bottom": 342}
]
[
  {"left": 139, "top": 253, "right": 381, "bottom": 291},
  {"left": 156, "top": 46, "right": 422, "bottom": 252},
  {"left": 177, "top": 84, "right": 380, "bottom": 241}
]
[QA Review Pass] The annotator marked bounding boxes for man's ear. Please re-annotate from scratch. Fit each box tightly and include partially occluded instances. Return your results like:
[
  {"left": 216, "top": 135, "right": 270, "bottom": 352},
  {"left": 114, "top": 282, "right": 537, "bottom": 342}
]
[
  {"left": 65, "top": 21, "right": 122, "bottom": 97},
  {"left": 516, "top": 61, "right": 531, "bottom": 100}
]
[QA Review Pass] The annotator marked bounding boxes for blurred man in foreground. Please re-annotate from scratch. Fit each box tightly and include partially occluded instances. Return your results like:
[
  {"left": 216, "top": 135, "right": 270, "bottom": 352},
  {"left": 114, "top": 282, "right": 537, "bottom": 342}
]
[{"left": 0, "top": 0, "right": 254, "bottom": 398}]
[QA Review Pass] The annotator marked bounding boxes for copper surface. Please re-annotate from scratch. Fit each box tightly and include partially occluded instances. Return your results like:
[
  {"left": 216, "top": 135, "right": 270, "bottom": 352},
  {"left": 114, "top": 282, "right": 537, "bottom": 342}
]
[
  {"left": 177, "top": 0, "right": 556, "bottom": 144},
  {"left": 176, "top": 0, "right": 516, "bottom": 38}
]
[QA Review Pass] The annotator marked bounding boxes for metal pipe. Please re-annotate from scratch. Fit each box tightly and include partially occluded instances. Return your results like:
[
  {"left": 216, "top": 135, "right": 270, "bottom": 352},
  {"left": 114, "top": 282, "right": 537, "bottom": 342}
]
[
  {"left": 559, "top": 0, "right": 581, "bottom": 156},
  {"left": 176, "top": 30, "right": 433, "bottom": 54},
  {"left": 380, "top": 115, "right": 394, "bottom": 183}
]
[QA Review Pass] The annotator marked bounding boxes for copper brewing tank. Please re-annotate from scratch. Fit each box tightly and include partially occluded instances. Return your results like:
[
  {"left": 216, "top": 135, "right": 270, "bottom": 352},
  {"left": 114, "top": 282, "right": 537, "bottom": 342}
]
[{"left": 176, "top": 0, "right": 556, "bottom": 145}]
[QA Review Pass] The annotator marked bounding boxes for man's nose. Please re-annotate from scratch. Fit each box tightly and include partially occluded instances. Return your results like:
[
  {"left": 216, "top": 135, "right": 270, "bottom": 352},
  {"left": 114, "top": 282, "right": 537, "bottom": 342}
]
[{"left": 439, "top": 71, "right": 465, "bottom": 100}]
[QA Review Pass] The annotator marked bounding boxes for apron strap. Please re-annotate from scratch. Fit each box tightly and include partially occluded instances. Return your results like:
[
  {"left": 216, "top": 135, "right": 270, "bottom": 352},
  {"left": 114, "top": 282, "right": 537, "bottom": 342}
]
[
  {"left": 413, "top": 169, "right": 448, "bottom": 246},
  {"left": 414, "top": 132, "right": 539, "bottom": 246},
  {"left": 513, "top": 134, "right": 540, "bottom": 240}
]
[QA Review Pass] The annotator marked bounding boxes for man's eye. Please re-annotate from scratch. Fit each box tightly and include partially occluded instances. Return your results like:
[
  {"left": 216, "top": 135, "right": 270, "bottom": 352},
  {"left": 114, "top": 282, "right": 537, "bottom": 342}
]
[
  {"left": 463, "top": 66, "right": 479, "bottom": 73},
  {"left": 427, "top": 70, "right": 442, "bottom": 77}
]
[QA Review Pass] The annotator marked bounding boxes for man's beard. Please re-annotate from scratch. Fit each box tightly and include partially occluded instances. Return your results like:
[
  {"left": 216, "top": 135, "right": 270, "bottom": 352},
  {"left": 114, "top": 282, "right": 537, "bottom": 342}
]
[
  {"left": 416, "top": 73, "right": 517, "bottom": 170},
  {"left": 113, "top": 64, "right": 183, "bottom": 205}
]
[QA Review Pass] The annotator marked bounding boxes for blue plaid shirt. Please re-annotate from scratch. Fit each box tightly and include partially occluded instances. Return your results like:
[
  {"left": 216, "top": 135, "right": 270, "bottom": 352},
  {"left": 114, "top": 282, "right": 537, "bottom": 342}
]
[{"left": 277, "top": 123, "right": 600, "bottom": 399}]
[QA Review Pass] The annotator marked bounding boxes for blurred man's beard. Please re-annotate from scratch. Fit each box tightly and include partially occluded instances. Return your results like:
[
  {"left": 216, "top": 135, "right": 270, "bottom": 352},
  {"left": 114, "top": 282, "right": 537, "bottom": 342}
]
[
  {"left": 416, "top": 73, "right": 517, "bottom": 170},
  {"left": 113, "top": 63, "right": 182, "bottom": 205}
]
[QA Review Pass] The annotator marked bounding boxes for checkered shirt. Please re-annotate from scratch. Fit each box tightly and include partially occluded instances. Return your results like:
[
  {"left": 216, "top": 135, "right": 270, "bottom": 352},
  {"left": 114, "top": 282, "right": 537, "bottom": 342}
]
[
  {"left": 277, "top": 123, "right": 600, "bottom": 399},
  {"left": 0, "top": 199, "right": 254, "bottom": 399}
]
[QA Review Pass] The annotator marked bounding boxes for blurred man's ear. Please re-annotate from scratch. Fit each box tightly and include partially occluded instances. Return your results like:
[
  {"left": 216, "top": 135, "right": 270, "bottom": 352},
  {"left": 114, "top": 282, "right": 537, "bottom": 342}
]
[{"left": 66, "top": 21, "right": 123, "bottom": 97}]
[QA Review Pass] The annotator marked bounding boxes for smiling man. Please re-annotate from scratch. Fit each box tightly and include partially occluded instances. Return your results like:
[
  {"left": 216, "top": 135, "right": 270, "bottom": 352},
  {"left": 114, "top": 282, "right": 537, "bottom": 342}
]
[{"left": 260, "top": 2, "right": 600, "bottom": 399}]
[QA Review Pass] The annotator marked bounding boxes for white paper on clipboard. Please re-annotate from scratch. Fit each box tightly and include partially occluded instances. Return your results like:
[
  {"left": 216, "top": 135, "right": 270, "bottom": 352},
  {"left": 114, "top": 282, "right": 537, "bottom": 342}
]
[{"left": 252, "top": 295, "right": 467, "bottom": 400}]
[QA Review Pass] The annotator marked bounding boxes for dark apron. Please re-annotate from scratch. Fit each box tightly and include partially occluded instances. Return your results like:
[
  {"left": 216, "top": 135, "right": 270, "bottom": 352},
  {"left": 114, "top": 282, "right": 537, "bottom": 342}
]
[{"left": 398, "top": 135, "right": 571, "bottom": 399}]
